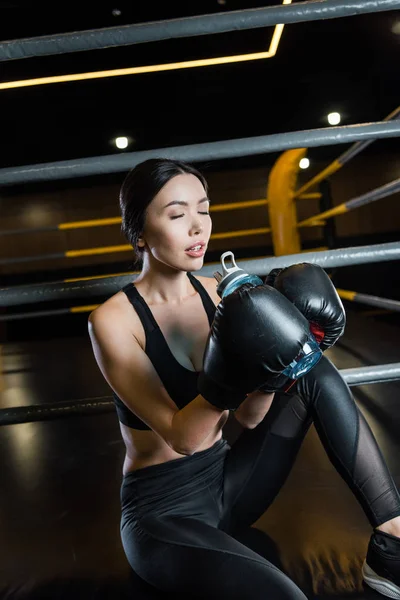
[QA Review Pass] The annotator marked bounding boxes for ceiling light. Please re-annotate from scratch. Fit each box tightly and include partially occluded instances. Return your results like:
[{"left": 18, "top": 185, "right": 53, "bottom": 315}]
[
  {"left": 391, "top": 21, "right": 400, "bottom": 34},
  {"left": 327, "top": 112, "right": 341, "bottom": 126},
  {"left": 115, "top": 136, "right": 128, "bottom": 149},
  {"left": 112, "top": 9, "right": 122, "bottom": 16},
  {"left": 299, "top": 158, "right": 310, "bottom": 169}
]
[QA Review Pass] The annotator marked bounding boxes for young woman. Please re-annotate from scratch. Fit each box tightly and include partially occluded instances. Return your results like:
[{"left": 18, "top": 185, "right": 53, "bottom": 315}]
[{"left": 88, "top": 158, "right": 400, "bottom": 599}]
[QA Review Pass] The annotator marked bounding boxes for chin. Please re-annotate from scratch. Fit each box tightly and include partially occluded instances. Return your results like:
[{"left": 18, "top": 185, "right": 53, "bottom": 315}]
[
  {"left": 172, "top": 259, "right": 204, "bottom": 273},
  {"left": 187, "top": 255, "right": 206, "bottom": 271},
  {"left": 191, "top": 262, "right": 204, "bottom": 272}
]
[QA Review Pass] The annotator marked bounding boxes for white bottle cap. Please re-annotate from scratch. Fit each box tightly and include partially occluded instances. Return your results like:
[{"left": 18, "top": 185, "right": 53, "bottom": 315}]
[{"left": 213, "top": 251, "right": 247, "bottom": 296}]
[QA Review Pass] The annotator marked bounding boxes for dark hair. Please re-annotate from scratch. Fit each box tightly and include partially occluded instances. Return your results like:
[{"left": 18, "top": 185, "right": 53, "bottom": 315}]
[{"left": 119, "top": 158, "right": 208, "bottom": 266}]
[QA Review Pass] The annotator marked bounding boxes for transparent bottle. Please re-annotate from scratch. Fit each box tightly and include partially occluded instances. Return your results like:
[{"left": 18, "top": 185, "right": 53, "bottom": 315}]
[{"left": 213, "top": 251, "right": 322, "bottom": 380}]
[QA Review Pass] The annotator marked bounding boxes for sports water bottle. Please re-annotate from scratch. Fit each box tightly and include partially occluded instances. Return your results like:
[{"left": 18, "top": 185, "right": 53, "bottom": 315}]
[
  {"left": 213, "top": 251, "right": 263, "bottom": 297},
  {"left": 213, "top": 251, "right": 322, "bottom": 380}
]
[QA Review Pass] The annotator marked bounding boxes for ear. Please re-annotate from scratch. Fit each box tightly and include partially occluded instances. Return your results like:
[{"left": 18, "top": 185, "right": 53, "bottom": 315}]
[{"left": 137, "top": 236, "right": 145, "bottom": 248}]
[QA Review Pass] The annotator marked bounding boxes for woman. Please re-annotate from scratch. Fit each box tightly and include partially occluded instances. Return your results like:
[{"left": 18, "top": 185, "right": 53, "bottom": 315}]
[{"left": 88, "top": 158, "right": 400, "bottom": 599}]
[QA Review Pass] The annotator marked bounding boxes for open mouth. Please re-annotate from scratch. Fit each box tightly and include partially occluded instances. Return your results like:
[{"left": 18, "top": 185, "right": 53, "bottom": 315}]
[
  {"left": 186, "top": 244, "right": 204, "bottom": 252},
  {"left": 185, "top": 242, "right": 206, "bottom": 256}
]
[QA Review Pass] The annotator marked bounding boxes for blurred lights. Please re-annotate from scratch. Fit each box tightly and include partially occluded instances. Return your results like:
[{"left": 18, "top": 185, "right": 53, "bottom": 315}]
[
  {"left": 299, "top": 158, "right": 310, "bottom": 169},
  {"left": 24, "top": 204, "right": 51, "bottom": 226},
  {"left": 327, "top": 112, "right": 341, "bottom": 126},
  {"left": 115, "top": 136, "right": 129, "bottom": 149},
  {"left": 391, "top": 21, "right": 400, "bottom": 35}
]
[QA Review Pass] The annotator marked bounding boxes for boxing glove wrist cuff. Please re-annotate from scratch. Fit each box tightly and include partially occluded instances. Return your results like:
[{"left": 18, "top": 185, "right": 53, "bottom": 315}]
[
  {"left": 258, "top": 372, "right": 293, "bottom": 394},
  {"left": 197, "top": 371, "right": 246, "bottom": 412}
]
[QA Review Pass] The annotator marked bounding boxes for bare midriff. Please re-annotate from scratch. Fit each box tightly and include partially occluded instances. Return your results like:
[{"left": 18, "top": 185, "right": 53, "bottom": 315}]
[{"left": 120, "top": 410, "right": 229, "bottom": 474}]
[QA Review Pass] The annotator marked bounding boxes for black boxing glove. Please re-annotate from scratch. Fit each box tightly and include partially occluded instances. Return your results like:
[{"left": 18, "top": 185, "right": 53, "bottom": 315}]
[
  {"left": 265, "top": 263, "right": 345, "bottom": 351},
  {"left": 197, "top": 283, "right": 312, "bottom": 410}
]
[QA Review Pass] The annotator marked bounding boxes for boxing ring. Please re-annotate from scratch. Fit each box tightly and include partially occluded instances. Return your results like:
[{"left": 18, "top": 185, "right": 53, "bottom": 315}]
[{"left": 1, "top": 0, "right": 400, "bottom": 597}]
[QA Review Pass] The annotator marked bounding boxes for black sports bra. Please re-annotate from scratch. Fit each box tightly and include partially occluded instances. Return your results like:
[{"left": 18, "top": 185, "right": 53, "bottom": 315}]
[{"left": 112, "top": 272, "right": 217, "bottom": 430}]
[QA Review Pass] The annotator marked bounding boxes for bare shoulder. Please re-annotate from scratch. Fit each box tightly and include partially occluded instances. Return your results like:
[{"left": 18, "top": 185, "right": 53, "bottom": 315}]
[
  {"left": 88, "top": 288, "right": 144, "bottom": 345},
  {"left": 192, "top": 274, "right": 220, "bottom": 307},
  {"left": 88, "top": 289, "right": 126, "bottom": 324}
]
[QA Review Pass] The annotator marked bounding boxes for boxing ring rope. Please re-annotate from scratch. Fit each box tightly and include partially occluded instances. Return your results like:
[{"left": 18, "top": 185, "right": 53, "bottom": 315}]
[
  {"left": 0, "top": 0, "right": 398, "bottom": 62},
  {"left": 1, "top": 121, "right": 400, "bottom": 186},
  {"left": 298, "top": 177, "right": 400, "bottom": 228},
  {"left": 294, "top": 105, "right": 400, "bottom": 198},
  {"left": 1, "top": 363, "right": 399, "bottom": 426},
  {"left": 336, "top": 290, "right": 400, "bottom": 313},
  {"left": 340, "top": 364, "right": 400, "bottom": 386},
  {"left": 1, "top": 241, "right": 399, "bottom": 308},
  {"left": 3, "top": 284, "right": 400, "bottom": 322}
]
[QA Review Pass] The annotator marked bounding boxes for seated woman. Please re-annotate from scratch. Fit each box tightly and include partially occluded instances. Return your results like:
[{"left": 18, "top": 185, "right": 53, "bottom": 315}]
[{"left": 88, "top": 158, "right": 400, "bottom": 599}]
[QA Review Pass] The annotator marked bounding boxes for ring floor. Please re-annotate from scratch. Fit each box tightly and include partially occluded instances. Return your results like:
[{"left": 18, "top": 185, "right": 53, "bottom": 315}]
[{"left": 0, "top": 307, "right": 399, "bottom": 599}]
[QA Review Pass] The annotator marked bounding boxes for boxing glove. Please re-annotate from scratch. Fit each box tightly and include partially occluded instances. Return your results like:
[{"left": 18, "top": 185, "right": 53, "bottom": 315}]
[
  {"left": 265, "top": 263, "right": 345, "bottom": 351},
  {"left": 198, "top": 283, "right": 312, "bottom": 410}
]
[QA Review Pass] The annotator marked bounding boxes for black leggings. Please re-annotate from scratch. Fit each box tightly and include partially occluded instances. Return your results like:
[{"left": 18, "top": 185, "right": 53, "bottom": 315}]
[{"left": 120, "top": 356, "right": 400, "bottom": 599}]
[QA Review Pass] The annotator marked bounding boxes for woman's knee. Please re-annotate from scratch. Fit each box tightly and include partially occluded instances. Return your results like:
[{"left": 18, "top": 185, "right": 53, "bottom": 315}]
[
  {"left": 122, "top": 515, "right": 307, "bottom": 599},
  {"left": 295, "top": 355, "right": 346, "bottom": 405}
]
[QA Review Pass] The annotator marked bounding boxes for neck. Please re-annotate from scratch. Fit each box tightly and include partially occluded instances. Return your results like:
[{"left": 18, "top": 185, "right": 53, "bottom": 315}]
[{"left": 134, "top": 255, "right": 194, "bottom": 305}]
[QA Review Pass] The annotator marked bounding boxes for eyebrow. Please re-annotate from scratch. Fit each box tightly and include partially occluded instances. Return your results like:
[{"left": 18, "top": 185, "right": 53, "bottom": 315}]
[{"left": 162, "top": 197, "right": 210, "bottom": 210}]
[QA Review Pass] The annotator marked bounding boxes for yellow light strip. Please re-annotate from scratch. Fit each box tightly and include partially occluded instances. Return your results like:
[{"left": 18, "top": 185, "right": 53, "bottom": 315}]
[
  {"left": 65, "top": 271, "right": 139, "bottom": 283},
  {"left": 59, "top": 217, "right": 122, "bottom": 230},
  {"left": 0, "top": 52, "right": 275, "bottom": 90},
  {"left": 66, "top": 244, "right": 131, "bottom": 258},
  {"left": 71, "top": 304, "right": 100, "bottom": 313},
  {"left": 0, "top": 1, "right": 291, "bottom": 91}
]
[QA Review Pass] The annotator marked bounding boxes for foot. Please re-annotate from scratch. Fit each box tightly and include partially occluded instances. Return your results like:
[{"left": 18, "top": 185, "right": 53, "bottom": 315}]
[{"left": 362, "top": 529, "right": 400, "bottom": 598}]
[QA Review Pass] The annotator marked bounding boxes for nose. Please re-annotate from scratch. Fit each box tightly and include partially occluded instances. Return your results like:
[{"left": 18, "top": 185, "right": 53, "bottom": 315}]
[{"left": 189, "top": 216, "right": 203, "bottom": 235}]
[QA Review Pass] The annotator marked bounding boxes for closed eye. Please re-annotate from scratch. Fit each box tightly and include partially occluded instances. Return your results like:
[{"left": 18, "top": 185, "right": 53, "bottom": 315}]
[{"left": 170, "top": 212, "right": 210, "bottom": 220}]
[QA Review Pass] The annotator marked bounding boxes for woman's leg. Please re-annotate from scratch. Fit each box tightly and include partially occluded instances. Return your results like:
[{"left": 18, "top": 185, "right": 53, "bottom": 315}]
[
  {"left": 296, "top": 355, "right": 400, "bottom": 528},
  {"left": 221, "top": 355, "right": 400, "bottom": 532},
  {"left": 220, "top": 387, "right": 313, "bottom": 533},
  {"left": 121, "top": 513, "right": 308, "bottom": 599}
]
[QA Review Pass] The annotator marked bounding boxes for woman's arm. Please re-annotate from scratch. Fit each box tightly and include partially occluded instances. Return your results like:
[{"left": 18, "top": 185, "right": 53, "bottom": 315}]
[
  {"left": 88, "top": 307, "right": 226, "bottom": 455},
  {"left": 233, "top": 390, "right": 275, "bottom": 429}
]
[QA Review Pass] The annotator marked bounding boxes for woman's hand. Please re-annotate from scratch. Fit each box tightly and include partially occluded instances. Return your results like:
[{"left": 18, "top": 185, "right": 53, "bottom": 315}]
[{"left": 233, "top": 390, "right": 275, "bottom": 429}]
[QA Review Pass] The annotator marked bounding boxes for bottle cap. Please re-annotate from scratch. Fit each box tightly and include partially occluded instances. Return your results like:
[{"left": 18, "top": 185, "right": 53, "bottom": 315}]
[{"left": 213, "top": 251, "right": 248, "bottom": 297}]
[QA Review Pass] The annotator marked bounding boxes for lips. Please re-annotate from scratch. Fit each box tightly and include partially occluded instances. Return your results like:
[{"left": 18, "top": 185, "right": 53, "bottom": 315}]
[{"left": 185, "top": 241, "right": 206, "bottom": 251}]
